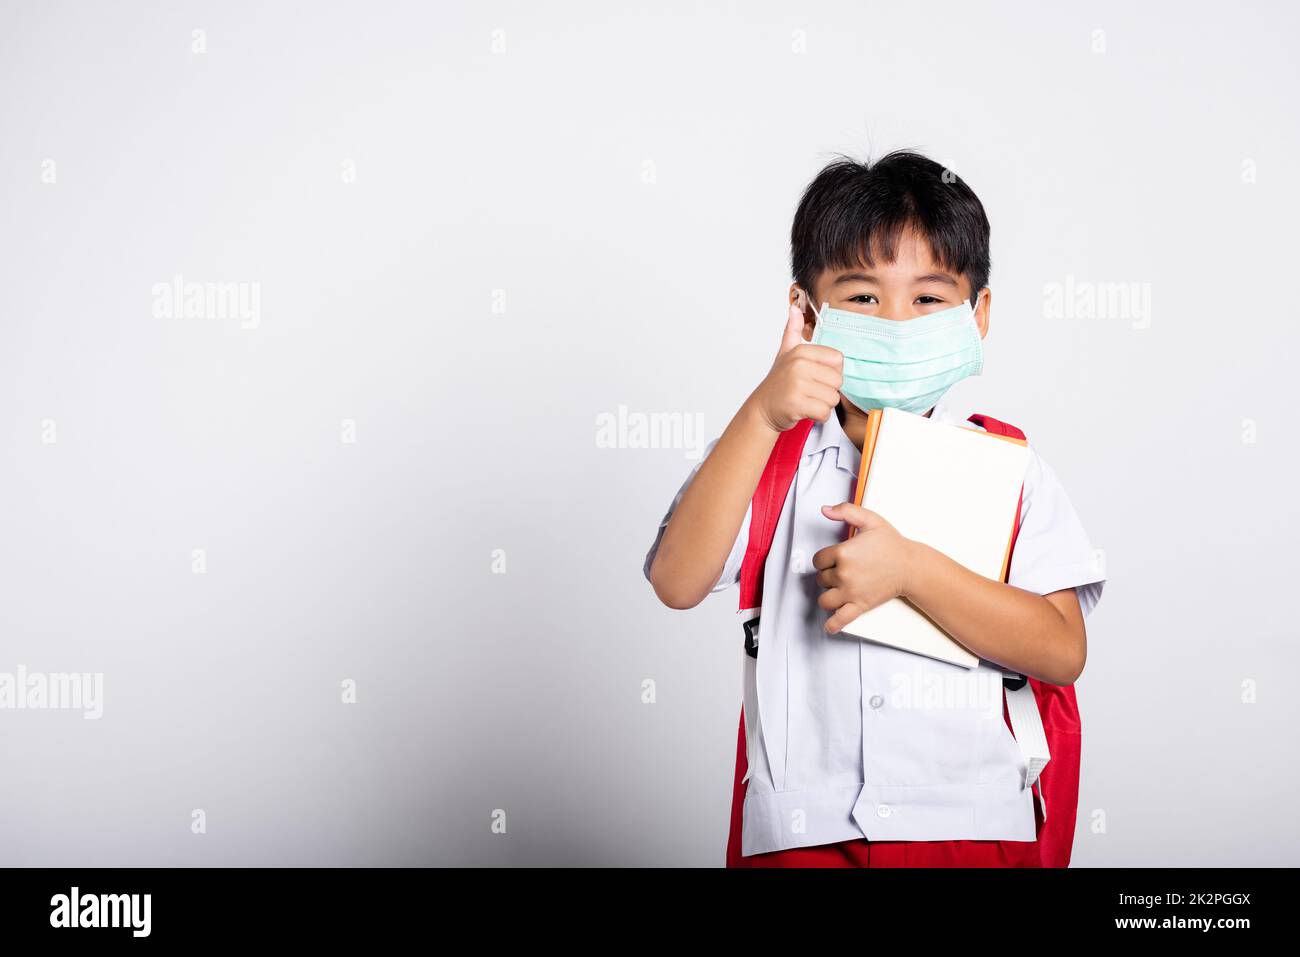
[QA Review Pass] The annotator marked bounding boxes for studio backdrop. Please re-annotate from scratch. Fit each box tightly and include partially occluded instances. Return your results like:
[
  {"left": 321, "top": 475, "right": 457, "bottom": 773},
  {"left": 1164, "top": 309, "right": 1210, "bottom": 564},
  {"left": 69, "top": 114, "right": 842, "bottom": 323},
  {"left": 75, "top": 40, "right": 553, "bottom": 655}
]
[{"left": 1, "top": 0, "right": 1296, "bottom": 865}]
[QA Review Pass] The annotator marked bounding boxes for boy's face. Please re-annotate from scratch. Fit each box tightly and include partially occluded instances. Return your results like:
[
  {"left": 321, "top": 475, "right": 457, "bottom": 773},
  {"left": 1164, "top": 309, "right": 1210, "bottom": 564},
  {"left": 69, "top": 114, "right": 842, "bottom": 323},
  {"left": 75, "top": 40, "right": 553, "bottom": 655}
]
[{"left": 792, "top": 228, "right": 990, "bottom": 342}]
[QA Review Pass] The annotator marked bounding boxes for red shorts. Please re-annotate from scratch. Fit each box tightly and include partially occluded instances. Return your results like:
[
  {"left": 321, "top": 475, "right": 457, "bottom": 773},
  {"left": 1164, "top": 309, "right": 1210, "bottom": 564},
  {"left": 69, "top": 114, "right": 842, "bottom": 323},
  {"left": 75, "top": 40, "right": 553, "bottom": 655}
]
[{"left": 726, "top": 709, "right": 1043, "bottom": 868}]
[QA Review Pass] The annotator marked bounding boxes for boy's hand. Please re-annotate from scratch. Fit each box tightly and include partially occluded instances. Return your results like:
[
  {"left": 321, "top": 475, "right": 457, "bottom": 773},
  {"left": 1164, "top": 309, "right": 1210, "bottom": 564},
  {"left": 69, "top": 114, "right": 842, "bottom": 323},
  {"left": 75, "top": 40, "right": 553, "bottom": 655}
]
[
  {"left": 813, "top": 503, "right": 919, "bottom": 633},
  {"left": 748, "top": 302, "right": 843, "bottom": 432}
]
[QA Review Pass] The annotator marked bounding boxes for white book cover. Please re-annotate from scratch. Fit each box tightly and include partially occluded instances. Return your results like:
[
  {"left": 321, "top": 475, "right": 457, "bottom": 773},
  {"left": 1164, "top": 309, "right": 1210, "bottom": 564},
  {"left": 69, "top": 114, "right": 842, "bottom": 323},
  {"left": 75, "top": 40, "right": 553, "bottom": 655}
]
[{"left": 839, "top": 407, "right": 1032, "bottom": 668}]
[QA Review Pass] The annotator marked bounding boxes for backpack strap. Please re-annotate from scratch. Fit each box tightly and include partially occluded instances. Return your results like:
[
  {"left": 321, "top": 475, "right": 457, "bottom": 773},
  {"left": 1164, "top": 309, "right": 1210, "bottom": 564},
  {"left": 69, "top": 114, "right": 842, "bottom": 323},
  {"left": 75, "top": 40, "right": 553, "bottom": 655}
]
[
  {"left": 737, "top": 418, "right": 815, "bottom": 655},
  {"left": 969, "top": 413, "right": 1051, "bottom": 809},
  {"left": 966, "top": 413, "right": 1025, "bottom": 441},
  {"left": 735, "top": 418, "right": 814, "bottom": 784}
]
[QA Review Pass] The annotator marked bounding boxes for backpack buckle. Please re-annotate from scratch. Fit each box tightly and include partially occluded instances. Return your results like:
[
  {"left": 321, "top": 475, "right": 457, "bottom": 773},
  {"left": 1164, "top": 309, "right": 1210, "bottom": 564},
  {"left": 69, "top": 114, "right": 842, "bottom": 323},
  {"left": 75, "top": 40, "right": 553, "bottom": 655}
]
[{"left": 743, "top": 616, "right": 761, "bottom": 659}]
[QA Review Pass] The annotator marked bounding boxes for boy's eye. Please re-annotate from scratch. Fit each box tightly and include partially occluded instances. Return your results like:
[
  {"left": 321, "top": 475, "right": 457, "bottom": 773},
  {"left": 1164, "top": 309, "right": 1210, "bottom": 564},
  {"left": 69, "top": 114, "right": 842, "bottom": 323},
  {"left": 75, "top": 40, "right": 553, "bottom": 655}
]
[
  {"left": 915, "top": 295, "right": 944, "bottom": 304},
  {"left": 848, "top": 294, "right": 877, "bottom": 304}
]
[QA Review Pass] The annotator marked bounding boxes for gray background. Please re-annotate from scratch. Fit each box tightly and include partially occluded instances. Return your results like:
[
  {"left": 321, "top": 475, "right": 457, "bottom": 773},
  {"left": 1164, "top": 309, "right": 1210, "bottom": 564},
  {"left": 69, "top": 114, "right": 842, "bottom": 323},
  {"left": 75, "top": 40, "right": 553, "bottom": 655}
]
[{"left": 1, "top": 0, "right": 1296, "bottom": 866}]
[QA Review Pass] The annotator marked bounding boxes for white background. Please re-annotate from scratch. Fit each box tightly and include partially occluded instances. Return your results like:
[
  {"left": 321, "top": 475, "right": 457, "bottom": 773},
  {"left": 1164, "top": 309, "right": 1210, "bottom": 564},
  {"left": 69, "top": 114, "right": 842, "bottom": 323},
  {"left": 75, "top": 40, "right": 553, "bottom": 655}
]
[{"left": 1, "top": 0, "right": 1296, "bottom": 865}]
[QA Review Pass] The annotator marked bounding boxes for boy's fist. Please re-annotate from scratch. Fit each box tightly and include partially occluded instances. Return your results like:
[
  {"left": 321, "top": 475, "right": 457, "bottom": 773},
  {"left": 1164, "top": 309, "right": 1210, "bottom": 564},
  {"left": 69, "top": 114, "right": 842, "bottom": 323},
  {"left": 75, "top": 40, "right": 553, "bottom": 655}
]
[{"left": 749, "top": 302, "right": 844, "bottom": 432}]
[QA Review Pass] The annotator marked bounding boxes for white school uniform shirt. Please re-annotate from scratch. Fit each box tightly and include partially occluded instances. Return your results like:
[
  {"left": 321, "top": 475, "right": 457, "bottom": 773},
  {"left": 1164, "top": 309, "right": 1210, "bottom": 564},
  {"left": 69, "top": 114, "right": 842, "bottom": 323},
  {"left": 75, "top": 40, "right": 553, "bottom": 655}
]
[{"left": 644, "top": 391, "right": 1106, "bottom": 856}]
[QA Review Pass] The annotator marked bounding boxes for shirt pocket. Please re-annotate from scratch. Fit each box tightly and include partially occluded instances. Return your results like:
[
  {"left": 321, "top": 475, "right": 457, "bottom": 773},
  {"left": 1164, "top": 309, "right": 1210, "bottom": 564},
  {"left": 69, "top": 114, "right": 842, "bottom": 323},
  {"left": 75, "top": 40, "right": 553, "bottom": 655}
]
[{"left": 868, "top": 662, "right": 993, "bottom": 786}]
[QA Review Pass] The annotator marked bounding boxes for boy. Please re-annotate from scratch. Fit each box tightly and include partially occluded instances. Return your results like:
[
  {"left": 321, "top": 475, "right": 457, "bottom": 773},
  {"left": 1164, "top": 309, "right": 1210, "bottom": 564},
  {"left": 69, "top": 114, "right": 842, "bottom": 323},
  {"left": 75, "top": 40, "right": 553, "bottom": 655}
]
[{"left": 643, "top": 151, "right": 1105, "bottom": 867}]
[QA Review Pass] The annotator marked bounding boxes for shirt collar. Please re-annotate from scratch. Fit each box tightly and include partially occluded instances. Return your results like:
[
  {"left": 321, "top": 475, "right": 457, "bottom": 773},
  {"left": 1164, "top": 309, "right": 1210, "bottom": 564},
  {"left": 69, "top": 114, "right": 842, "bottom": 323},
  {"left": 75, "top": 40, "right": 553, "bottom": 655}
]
[
  {"left": 805, "top": 392, "right": 970, "bottom": 469},
  {"left": 804, "top": 407, "right": 862, "bottom": 474}
]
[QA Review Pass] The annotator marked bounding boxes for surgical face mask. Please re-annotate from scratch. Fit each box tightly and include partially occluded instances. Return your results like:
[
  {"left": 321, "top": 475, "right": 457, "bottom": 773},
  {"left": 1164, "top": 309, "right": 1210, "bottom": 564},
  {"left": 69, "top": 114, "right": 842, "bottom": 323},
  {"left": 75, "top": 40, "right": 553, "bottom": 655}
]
[{"left": 804, "top": 294, "right": 984, "bottom": 415}]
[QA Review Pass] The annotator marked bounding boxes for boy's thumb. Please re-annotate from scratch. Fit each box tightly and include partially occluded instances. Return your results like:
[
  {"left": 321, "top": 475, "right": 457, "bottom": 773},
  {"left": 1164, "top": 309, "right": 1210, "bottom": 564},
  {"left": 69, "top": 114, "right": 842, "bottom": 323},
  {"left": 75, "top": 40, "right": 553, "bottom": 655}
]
[
  {"left": 821, "top": 503, "right": 882, "bottom": 530},
  {"left": 778, "top": 302, "right": 807, "bottom": 355}
]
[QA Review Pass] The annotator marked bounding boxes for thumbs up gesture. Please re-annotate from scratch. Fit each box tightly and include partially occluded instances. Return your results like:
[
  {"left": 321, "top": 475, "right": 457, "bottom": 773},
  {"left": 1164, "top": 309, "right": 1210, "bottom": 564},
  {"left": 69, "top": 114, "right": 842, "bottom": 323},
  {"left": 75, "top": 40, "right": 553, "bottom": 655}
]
[{"left": 749, "top": 301, "right": 844, "bottom": 432}]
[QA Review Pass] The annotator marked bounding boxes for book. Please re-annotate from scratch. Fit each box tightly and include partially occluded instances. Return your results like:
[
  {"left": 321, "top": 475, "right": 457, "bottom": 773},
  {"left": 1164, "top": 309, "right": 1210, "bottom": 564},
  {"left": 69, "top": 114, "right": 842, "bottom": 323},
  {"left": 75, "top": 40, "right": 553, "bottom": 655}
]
[{"left": 839, "top": 407, "right": 1031, "bottom": 668}]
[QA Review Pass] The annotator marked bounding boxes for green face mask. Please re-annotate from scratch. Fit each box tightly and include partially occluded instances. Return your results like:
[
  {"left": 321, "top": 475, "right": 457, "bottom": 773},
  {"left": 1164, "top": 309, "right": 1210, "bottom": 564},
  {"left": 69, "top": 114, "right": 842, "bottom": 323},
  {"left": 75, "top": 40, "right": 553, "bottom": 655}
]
[{"left": 807, "top": 296, "right": 984, "bottom": 415}]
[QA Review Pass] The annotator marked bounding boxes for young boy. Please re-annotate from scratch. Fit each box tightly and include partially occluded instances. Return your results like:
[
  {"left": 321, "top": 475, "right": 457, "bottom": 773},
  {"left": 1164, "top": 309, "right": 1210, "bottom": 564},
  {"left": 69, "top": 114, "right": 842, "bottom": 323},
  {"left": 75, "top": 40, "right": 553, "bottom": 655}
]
[{"left": 643, "top": 151, "right": 1106, "bottom": 867}]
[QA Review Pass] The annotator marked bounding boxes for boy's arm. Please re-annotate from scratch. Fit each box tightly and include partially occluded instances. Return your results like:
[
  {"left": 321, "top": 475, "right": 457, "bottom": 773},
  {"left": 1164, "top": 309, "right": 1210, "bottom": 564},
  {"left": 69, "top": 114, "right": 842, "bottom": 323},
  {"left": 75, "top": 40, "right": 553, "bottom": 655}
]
[
  {"left": 900, "top": 541, "right": 1086, "bottom": 685},
  {"left": 813, "top": 503, "right": 1088, "bottom": 686},
  {"left": 648, "top": 305, "right": 843, "bottom": 609}
]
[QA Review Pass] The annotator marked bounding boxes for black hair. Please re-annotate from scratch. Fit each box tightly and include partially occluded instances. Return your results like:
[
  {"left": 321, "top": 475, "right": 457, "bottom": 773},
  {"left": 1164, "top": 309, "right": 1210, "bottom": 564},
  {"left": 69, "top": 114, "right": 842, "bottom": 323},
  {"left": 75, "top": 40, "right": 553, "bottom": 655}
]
[{"left": 791, "top": 150, "right": 991, "bottom": 306}]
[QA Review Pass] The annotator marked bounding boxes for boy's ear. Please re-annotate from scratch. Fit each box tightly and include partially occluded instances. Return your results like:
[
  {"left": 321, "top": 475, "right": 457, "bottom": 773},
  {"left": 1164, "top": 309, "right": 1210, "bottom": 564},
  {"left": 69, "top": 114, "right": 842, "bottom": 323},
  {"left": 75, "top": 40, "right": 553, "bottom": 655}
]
[
  {"left": 973, "top": 287, "right": 991, "bottom": 339},
  {"left": 789, "top": 284, "right": 817, "bottom": 339},
  {"left": 789, "top": 283, "right": 807, "bottom": 312}
]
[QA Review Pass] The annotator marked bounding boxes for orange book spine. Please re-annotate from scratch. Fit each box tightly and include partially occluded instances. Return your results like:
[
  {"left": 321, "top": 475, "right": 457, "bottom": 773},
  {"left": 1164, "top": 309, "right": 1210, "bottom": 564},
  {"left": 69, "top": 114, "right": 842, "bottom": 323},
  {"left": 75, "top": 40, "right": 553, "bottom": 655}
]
[{"left": 849, "top": 408, "right": 883, "bottom": 538}]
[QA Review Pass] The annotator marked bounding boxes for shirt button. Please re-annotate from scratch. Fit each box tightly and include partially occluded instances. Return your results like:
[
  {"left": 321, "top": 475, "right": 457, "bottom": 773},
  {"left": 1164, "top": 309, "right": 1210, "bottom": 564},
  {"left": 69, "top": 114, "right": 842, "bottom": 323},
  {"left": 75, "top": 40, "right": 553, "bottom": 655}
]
[
  {"left": 869, "top": 694, "right": 884, "bottom": 710},
  {"left": 876, "top": 804, "right": 892, "bottom": 819}
]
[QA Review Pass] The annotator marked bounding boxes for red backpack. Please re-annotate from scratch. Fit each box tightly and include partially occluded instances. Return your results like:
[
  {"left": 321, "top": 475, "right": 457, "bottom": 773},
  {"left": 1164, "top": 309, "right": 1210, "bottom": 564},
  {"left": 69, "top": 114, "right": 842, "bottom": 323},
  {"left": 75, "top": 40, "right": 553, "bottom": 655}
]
[{"left": 729, "top": 413, "right": 1082, "bottom": 867}]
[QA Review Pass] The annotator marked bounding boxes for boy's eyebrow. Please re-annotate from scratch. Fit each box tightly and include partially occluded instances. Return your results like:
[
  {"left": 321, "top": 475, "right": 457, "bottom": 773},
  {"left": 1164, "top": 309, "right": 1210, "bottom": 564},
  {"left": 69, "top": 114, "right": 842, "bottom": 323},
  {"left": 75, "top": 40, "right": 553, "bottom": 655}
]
[
  {"left": 913, "top": 273, "right": 960, "bottom": 287},
  {"left": 831, "top": 271, "right": 961, "bottom": 287}
]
